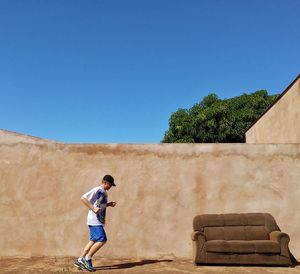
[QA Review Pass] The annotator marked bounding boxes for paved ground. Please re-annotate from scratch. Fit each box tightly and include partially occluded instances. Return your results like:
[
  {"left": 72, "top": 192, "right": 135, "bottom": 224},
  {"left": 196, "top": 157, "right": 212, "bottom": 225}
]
[{"left": 1, "top": 257, "right": 300, "bottom": 274}]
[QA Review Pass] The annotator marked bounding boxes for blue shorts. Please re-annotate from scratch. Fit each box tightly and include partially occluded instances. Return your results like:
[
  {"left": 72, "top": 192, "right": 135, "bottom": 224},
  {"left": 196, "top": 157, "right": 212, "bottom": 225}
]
[{"left": 89, "top": 225, "right": 107, "bottom": 242}]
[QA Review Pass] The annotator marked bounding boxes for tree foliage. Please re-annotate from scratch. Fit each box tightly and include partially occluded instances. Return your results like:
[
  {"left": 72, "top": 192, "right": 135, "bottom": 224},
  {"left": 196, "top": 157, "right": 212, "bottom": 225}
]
[{"left": 162, "top": 90, "right": 278, "bottom": 143}]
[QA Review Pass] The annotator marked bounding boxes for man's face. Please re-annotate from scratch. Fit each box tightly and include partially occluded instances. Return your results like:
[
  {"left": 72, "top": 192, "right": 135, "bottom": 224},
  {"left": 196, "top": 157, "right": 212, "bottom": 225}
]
[{"left": 103, "top": 181, "right": 112, "bottom": 191}]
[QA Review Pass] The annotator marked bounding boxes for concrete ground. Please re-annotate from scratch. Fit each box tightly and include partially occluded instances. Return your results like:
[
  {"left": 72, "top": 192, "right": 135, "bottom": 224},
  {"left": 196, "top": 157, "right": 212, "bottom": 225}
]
[{"left": 1, "top": 257, "right": 300, "bottom": 274}]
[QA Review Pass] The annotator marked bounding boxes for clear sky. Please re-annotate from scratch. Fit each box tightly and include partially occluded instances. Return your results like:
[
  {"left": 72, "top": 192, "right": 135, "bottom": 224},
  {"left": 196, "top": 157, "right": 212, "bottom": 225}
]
[{"left": 0, "top": 0, "right": 299, "bottom": 143}]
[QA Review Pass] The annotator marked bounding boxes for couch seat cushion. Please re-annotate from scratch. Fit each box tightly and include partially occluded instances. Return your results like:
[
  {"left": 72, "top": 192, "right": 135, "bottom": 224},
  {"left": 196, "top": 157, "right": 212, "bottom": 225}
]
[{"left": 206, "top": 240, "right": 280, "bottom": 254}]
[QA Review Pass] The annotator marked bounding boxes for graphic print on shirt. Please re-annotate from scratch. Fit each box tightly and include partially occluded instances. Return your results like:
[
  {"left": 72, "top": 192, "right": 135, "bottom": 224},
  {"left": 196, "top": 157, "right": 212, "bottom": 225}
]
[{"left": 95, "top": 190, "right": 107, "bottom": 224}]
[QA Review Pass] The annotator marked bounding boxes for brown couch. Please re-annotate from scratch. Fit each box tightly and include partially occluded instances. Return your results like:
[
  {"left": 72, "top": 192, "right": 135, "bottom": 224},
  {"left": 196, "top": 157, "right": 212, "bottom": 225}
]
[{"left": 191, "top": 213, "right": 292, "bottom": 266}]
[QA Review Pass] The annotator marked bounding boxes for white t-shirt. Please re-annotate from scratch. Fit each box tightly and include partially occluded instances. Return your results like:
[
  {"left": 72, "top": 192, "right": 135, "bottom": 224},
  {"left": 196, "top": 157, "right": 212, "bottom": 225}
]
[{"left": 82, "top": 186, "right": 108, "bottom": 226}]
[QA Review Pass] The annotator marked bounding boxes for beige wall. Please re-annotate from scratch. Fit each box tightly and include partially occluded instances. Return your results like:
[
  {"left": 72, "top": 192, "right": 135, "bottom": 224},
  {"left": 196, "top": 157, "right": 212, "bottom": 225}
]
[
  {"left": 1, "top": 132, "right": 300, "bottom": 260},
  {"left": 246, "top": 76, "right": 300, "bottom": 143}
]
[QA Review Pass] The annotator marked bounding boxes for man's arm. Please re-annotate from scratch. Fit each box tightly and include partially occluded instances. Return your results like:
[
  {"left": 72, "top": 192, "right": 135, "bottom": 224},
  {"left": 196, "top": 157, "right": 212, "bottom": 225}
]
[{"left": 81, "top": 196, "right": 100, "bottom": 214}]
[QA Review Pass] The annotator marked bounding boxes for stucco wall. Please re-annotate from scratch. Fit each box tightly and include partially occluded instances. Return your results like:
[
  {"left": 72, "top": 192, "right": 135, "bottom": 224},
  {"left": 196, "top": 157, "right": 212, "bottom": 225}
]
[
  {"left": 246, "top": 76, "right": 300, "bottom": 143},
  {"left": 1, "top": 133, "right": 300, "bottom": 260}
]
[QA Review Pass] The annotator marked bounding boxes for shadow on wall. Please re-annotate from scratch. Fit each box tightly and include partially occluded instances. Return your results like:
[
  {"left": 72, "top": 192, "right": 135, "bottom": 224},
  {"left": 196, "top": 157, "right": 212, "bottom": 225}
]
[{"left": 94, "top": 259, "right": 173, "bottom": 270}]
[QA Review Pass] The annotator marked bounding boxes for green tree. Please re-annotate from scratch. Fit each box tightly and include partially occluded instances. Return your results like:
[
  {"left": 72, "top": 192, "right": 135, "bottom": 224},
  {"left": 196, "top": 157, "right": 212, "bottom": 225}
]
[{"left": 162, "top": 90, "right": 278, "bottom": 143}]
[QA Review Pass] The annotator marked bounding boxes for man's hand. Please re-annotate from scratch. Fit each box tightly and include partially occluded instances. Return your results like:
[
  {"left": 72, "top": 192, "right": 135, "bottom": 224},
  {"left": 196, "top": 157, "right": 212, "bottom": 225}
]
[
  {"left": 107, "top": 201, "right": 117, "bottom": 207},
  {"left": 93, "top": 206, "right": 101, "bottom": 214}
]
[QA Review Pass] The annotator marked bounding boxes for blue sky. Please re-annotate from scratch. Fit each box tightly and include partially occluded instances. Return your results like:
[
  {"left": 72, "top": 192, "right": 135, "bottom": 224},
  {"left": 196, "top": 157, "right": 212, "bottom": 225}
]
[{"left": 0, "top": 0, "right": 299, "bottom": 143}]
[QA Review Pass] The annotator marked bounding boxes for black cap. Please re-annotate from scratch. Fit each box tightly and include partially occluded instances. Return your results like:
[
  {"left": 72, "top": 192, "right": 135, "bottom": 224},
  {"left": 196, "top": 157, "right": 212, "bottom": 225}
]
[{"left": 103, "top": 174, "right": 116, "bottom": 186}]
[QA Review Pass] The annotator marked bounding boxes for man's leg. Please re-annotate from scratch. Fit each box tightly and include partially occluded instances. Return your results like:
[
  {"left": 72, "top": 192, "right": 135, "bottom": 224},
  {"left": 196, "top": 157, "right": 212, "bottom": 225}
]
[
  {"left": 74, "top": 241, "right": 95, "bottom": 269},
  {"left": 82, "top": 225, "right": 107, "bottom": 271},
  {"left": 87, "top": 241, "right": 106, "bottom": 257},
  {"left": 88, "top": 225, "right": 107, "bottom": 258},
  {"left": 80, "top": 241, "right": 95, "bottom": 258}
]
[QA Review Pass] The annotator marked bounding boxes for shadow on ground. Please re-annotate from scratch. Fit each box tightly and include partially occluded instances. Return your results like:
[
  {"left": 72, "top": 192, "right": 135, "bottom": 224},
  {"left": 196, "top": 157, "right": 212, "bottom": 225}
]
[{"left": 94, "top": 259, "right": 173, "bottom": 270}]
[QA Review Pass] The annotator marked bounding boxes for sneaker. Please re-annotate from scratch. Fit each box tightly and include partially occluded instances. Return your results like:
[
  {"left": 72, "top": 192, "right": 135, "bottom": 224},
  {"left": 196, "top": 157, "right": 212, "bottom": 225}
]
[
  {"left": 73, "top": 258, "right": 86, "bottom": 270},
  {"left": 82, "top": 258, "right": 95, "bottom": 272}
]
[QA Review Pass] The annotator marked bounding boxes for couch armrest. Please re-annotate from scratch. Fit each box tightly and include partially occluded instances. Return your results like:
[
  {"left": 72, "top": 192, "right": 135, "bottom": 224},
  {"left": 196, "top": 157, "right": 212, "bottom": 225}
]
[
  {"left": 191, "top": 231, "right": 206, "bottom": 263},
  {"left": 191, "top": 231, "right": 206, "bottom": 241},
  {"left": 269, "top": 230, "right": 290, "bottom": 257}
]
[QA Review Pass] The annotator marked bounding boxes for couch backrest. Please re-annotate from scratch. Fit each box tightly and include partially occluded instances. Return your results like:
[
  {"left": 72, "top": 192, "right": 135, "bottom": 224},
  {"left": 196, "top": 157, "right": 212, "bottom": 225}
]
[
  {"left": 204, "top": 225, "right": 269, "bottom": 240},
  {"left": 193, "top": 213, "right": 278, "bottom": 241}
]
